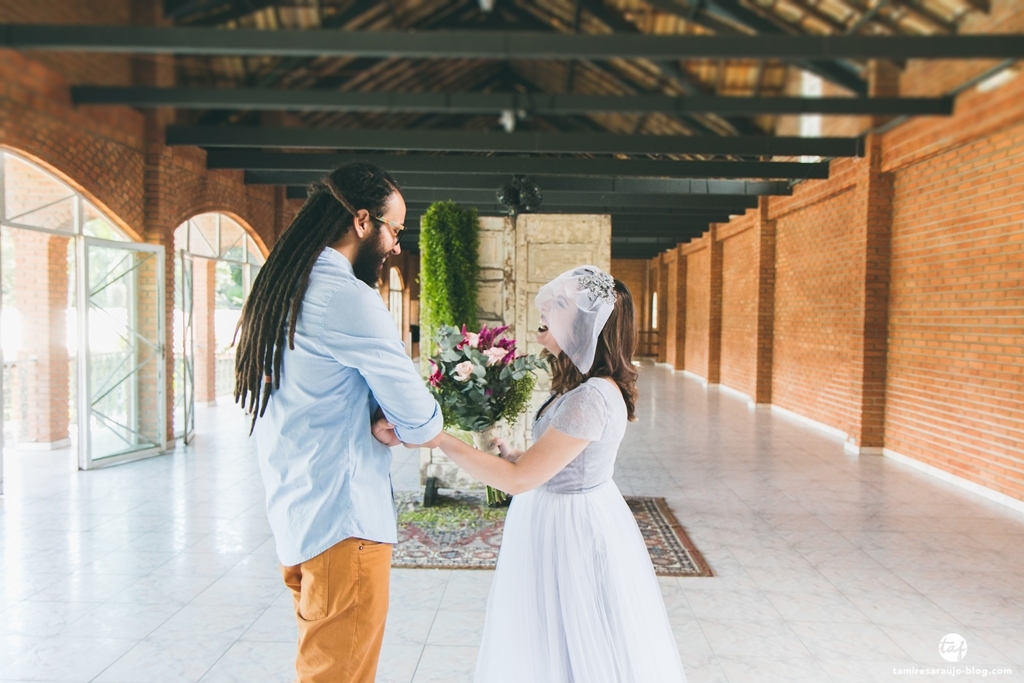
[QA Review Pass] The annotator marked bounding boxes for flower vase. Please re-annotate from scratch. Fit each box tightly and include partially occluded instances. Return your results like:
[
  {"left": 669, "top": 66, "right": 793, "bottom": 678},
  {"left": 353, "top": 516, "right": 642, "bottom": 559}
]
[{"left": 472, "top": 427, "right": 509, "bottom": 507}]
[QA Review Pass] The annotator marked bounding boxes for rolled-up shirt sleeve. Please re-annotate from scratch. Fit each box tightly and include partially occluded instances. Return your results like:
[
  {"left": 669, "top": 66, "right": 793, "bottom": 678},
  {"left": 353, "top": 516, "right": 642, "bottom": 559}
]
[{"left": 320, "top": 281, "right": 443, "bottom": 445}]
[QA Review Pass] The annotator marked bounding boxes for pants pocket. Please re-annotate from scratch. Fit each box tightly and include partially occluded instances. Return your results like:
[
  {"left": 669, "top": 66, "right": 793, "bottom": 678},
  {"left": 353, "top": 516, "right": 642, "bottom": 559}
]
[{"left": 298, "top": 550, "right": 329, "bottom": 621}]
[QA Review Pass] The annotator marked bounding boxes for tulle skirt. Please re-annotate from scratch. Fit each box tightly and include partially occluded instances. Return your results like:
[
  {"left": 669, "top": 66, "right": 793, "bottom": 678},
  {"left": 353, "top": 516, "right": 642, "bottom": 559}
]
[{"left": 475, "top": 480, "right": 687, "bottom": 683}]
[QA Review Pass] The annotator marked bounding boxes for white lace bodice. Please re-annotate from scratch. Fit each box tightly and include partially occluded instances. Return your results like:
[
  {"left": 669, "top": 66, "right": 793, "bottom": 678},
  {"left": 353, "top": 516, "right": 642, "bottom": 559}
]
[{"left": 531, "top": 378, "right": 627, "bottom": 493}]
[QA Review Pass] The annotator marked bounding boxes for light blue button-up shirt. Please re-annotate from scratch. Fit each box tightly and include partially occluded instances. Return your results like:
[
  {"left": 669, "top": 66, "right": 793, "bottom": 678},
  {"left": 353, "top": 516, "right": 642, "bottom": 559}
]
[{"left": 254, "top": 248, "right": 442, "bottom": 566}]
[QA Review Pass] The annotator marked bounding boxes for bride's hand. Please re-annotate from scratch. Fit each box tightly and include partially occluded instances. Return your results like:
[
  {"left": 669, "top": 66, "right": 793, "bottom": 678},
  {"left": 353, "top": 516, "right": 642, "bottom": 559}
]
[{"left": 492, "top": 438, "right": 523, "bottom": 463}]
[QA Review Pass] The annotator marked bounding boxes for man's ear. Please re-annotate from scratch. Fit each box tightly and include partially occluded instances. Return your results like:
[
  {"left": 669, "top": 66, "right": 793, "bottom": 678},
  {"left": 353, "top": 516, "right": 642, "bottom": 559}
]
[{"left": 352, "top": 209, "right": 370, "bottom": 238}]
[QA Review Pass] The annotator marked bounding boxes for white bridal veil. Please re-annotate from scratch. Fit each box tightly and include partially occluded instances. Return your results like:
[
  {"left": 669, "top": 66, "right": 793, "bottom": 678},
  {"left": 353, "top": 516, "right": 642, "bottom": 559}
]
[{"left": 535, "top": 265, "right": 617, "bottom": 374}]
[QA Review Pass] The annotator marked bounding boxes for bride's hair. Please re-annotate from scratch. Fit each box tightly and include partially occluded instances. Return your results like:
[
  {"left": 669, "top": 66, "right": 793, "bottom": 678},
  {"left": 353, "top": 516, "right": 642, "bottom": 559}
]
[{"left": 544, "top": 279, "right": 639, "bottom": 421}]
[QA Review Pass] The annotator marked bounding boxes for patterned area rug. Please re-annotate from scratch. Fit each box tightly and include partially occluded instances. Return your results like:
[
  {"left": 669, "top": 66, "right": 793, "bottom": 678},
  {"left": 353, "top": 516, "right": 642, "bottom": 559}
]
[{"left": 393, "top": 491, "right": 712, "bottom": 577}]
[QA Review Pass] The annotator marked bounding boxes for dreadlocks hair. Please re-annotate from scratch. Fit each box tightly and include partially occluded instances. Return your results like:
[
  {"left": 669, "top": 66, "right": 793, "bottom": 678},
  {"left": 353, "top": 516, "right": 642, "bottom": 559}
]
[{"left": 233, "top": 162, "right": 401, "bottom": 433}]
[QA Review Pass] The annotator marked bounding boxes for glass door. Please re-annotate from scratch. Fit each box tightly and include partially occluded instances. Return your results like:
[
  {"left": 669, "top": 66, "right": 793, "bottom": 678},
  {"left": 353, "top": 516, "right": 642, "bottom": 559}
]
[
  {"left": 78, "top": 237, "right": 166, "bottom": 468},
  {"left": 174, "top": 250, "right": 195, "bottom": 444}
]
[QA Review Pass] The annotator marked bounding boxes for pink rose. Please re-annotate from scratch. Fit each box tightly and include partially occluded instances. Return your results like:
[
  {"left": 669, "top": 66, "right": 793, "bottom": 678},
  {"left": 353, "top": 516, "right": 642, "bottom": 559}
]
[
  {"left": 483, "top": 347, "right": 507, "bottom": 366},
  {"left": 428, "top": 360, "right": 444, "bottom": 387},
  {"left": 465, "top": 332, "right": 480, "bottom": 349},
  {"left": 454, "top": 360, "right": 475, "bottom": 382}
]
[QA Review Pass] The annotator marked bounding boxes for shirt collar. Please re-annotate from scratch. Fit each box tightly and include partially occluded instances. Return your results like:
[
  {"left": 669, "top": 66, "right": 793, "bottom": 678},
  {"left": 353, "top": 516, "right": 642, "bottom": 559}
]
[{"left": 320, "top": 246, "right": 355, "bottom": 276}]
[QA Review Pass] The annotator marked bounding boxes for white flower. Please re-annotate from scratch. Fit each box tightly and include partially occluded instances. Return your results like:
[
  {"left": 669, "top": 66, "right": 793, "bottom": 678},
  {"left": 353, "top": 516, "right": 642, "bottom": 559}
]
[
  {"left": 483, "top": 347, "right": 507, "bottom": 366},
  {"left": 465, "top": 332, "right": 480, "bottom": 348},
  {"left": 453, "top": 360, "right": 475, "bottom": 382}
]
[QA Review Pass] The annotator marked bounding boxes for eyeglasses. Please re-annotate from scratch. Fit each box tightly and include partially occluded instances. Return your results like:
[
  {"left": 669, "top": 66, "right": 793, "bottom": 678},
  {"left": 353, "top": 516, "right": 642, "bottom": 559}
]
[{"left": 373, "top": 215, "right": 405, "bottom": 243}]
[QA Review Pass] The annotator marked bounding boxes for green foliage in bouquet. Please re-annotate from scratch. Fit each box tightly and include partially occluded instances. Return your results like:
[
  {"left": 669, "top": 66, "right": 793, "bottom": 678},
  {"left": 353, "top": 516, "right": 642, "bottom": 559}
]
[
  {"left": 420, "top": 201, "right": 480, "bottom": 356},
  {"left": 427, "top": 324, "right": 545, "bottom": 433}
]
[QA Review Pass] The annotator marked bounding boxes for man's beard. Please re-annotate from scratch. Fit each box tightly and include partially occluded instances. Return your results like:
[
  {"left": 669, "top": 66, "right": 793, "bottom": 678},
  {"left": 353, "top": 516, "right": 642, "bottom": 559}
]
[{"left": 351, "top": 226, "right": 389, "bottom": 287}]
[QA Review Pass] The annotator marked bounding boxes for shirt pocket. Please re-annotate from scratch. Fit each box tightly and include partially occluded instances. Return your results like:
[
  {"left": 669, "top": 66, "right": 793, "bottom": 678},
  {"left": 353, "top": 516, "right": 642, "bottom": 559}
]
[{"left": 298, "top": 551, "right": 330, "bottom": 621}]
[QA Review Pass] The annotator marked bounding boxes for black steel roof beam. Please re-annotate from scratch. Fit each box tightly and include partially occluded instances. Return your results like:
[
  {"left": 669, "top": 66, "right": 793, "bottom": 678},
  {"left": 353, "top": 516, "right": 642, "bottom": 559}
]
[
  {"left": 208, "top": 150, "right": 831, "bottom": 179},
  {"left": 175, "top": 0, "right": 280, "bottom": 26},
  {"left": 699, "top": 0, "right": 866, "bottom": 95},
  {"left": 76, "top": 86, "right": 956, "bottom": 116},
  {"left": 391, "top": 225, "right": 720, "bottom": 236},
  {"left": 611, "top": 236, "right": 698, "bottom": 244},
  {"left": 499, "top": 68, "right": 622, "bottom": 134},
  {"left": 611, "top": 250, "right": 680, "bottom": 259},
  {"left": 164, "top": 0, "right": 228, "bottom": 20},
  {"left": 576, "top": 0, "right": 761, "bottom": 135},
  {"left": 394, "top": 201, "right": 744, "bottom": 216},
  {"left": 356, "top": 187, "right": 763, "bottom": 208},
  {"left": 289, "top": 188, "right": 747, "bottom": 214},
  {"left": 5, "top": 26, "right": 1023, "bottom": 59},
  {"left": 169, "top": 126, "right": 861, "bottom": 156},
  {"left": 644, "top": 0, "right": 867, "bottom": 94},
  {"left": 245, "top": 170, "right": 792, "bottom": 194},
  {"left": 560, "top": 0, "right": 732, "bottom": 135},
  {"left": 196, "top": 0, "right": 384, "bottom": 126},
  {"left": 571, "top": 58, "right": 719, "bottom": 136}
]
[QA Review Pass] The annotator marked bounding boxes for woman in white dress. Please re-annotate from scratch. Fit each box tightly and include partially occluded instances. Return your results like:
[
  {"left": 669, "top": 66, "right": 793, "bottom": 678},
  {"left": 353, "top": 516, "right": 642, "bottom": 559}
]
[{"left": 436, "top": 266, "right": 687, "bottom": 683}]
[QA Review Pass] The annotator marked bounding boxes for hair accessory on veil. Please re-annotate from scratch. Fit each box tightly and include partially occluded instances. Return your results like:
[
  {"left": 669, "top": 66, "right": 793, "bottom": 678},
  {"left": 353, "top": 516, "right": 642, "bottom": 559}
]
[
  {"left": 535, "top": 265, "right": 617, "bottom": 374},
  {"left": 578, "top": 270, "right": 617, "bottom": 305}
]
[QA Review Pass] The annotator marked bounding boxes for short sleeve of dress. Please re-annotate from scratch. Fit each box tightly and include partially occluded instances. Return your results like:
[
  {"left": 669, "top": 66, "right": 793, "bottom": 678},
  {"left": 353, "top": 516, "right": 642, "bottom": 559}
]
[{"left": 549, "top": 383, "right": 607, "bottom": 442}]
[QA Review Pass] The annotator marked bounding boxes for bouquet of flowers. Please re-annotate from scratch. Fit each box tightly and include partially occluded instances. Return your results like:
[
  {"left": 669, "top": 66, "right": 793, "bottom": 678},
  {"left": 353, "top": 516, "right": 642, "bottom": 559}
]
[{"left": 427, "top": 324, "right": 546, "bottom": 504}]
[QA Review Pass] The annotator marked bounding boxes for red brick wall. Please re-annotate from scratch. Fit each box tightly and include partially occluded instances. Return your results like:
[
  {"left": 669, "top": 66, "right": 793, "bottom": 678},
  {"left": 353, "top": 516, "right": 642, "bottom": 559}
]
[
  {"left": 9, "top": 230, "right": 71, "bottom": 444},
  {"left": 719, "top": 216, "right": 759, "bottom": 398},
  {"left": 0, "top": 42, "right": 291, "bottom": 444},
  {"left": 662, "top": 250, "right": 684, "bottom": 368},
  {"left": 611, "top": 258, "right": 650, "bottom": 330},
  {"left": 611, "top": 258, "right": 656, "bottom": 357},
  {"left": 0, "top": 0, "right": 136, "bottom": 87},
  {"left": 192, "top": 258, "right": 217, "bottom": 404},
  {"left": 899, "top": 0, "right": 1024, "bottom": 98},
  {"left": 770, "top": 162, "right": 867, "bottom": 437},
  {"left": 884, "top": 116, "right": 1024, "bottom": 502},
  {"left": 656, "top": 255, "right": 669, "bottom": 364},
  {"left": 683, "top": 239, "right": 711, "bottom": 377},
  {"left": 649, "top": 25, "right": 1024, "bottom": 502}
]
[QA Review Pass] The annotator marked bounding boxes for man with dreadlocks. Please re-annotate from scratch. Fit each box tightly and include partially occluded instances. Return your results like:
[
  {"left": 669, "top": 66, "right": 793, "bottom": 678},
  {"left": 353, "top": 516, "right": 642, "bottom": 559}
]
[{"left": 234, "top": 162, "right": 443, "bottom": 683}]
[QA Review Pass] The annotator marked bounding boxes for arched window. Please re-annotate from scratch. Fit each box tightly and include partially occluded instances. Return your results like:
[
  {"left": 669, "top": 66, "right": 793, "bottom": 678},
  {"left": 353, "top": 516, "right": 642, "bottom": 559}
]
[
  {"left": 1, "top": 149, "right": 164, "bottom": 473},
  {"left": 388, "top": 267, "right": 404, "bottom": 332},
  {"left": 651, "top": 291, "right": 659, "bottom": 330},
  {"left": 172, "top": 213, "right": 266, "bottom": 440},
  {"left": 1, "top": 150, "right": 131, "bottom": 241}
]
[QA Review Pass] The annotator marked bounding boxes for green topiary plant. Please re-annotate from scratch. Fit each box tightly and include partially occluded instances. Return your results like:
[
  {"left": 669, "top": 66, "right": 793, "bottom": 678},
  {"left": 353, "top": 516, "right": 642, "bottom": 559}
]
[{"left": 419, "top": 200, "right": 480, "bottom": 356}]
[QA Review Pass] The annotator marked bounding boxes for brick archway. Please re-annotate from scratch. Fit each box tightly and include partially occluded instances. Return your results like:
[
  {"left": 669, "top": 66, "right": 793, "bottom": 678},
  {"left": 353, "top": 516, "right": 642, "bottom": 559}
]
[
  {"left": 0, "top": 147, "right": 140, "bottom": 452},
  {"left": 171, "top": 212, "right": 267, "bottom": 433}
]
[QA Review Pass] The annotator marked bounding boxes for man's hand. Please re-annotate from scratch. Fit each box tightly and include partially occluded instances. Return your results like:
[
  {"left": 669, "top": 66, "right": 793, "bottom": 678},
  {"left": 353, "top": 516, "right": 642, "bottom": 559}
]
[{"left": 371, "top": 410, "right": 401, "bottom": 447}]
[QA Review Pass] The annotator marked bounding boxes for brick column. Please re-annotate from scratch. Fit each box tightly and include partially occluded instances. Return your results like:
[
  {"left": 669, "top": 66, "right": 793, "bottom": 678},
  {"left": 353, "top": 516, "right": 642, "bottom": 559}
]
[
  {"left": 753, "top": 201, "right": 777, "bottom": 405},
  {"left": 707, "top": 226, "right": 723, "bottom": 385},
  {"left": 135, "top": 0, "right": 178, "bottom": 443},
  {"left": 662, "top": 250, "right": 679, "bottom": 367},
  {"left": 655, "top": 254, "right": 669, "bottom": 364},
  {"left": 844, "top": 62, "right": 897, "bottom": 451},
  {"left": 11, "top": 230, "right": 70, "bottom": 448},
  {"left": 192, "top": 257, "right": 217, "bottom": 405},
  {"left": 140, "top": 134, "right": 177, "bottom": 440},
  {"left": 663, "top": 248, "right": 687, "bottom": 370},
  {"left": 135, "top": 244, "right": 163, "bottom": 449},
  {"left": 851, "top": 134, "right": 894, "bottom": 453}
]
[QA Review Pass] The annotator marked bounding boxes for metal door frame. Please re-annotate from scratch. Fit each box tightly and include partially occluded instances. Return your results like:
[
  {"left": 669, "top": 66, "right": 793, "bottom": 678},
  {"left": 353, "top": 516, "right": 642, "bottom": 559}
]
[
  {"left": 77, "top": 236, "right": 167, "bottom": 470},
  {"left": 178, "top": 250, "right": 195, "bottom": 444}
]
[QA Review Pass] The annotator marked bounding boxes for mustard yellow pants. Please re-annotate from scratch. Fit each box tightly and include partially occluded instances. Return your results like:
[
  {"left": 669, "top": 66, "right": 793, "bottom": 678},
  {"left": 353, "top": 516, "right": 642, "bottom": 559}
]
[{"left": 282, "top": 537, "right": 392, "bottom": 683}]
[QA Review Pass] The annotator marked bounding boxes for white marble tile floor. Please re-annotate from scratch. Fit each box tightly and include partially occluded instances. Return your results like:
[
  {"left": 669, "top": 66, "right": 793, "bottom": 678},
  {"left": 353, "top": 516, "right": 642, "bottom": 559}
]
[{"left": 2, "top": 363, "right": 1023, "bottom": 682}]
